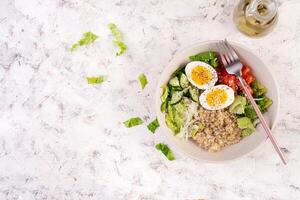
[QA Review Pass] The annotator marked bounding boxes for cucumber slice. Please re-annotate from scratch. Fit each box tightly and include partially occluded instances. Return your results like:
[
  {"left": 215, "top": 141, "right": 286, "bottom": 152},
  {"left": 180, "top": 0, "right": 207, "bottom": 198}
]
[
  {"left": 189, "top": 87, "right": 200, "bottom": 102},
  {"left": 169, "top": 77, "right": 180, "bottom": 87},
  {"left": 170, "top": 91, "right": 183, "bottom": 105},
  {"left": 182, "top": 86, "right": 190, "bottom": 95},
  {"left": 179, "top": 73, "right": 189, "bottom": 88},
  {"left": 169, "top": 85, "right": 182, "bottom": 92}
]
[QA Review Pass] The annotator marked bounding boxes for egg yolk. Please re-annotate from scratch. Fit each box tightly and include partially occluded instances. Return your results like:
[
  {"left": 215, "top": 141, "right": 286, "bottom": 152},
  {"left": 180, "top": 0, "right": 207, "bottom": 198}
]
[
  {"left": 191, "top": 66, "right": 212, "bottom": 85},
  {"left": 206, "top": 89, "right": 228, "bottom": 107}
]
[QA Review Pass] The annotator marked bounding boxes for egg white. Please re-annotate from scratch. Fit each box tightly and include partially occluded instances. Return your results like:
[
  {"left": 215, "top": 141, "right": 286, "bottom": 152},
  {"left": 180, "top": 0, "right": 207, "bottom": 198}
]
[
  {"left": 185, "top": 61, "right": 218, "bottom": 90},
  {"left": 199, "top": 85, "right": 235, "bottom": 110}
]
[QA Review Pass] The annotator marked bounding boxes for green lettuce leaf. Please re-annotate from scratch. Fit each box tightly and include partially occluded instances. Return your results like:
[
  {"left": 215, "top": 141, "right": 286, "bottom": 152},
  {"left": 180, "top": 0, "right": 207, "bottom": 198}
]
[
  {"left": 123, "top": 117, "right": 143, "bottom": 128},
  {"left": 70, "top": 32, "right": 99, "bottom": 51},
  {"left": 256, "top": 96, "right": 273, "bottom": 113},
  {"left": 147, "top": 118, "right": 160, "bottom": 133},
  {"left": 251, "top": 81, "right": 267, "bottom": 98},
  {"left": 244, "top": 104, "right": 258, "bottom": 120},
  {"left": 160, "top": 101, "right": 168, "bottom": 112},
  {"left": 160, "top": 84, "right": 169, "bottom": 102},
  {"left": 244, "top": 96, "right": 273, "bottom": 119},
  {"left": 189, "top": 51, "right": 219, "bottom": 68},
  {"left": 166, "top": 101, "right": 186, "bottom": 134},
  {"left": 165, "top": 114, "right": 179, "bottom": 133},
  {"left": 155, "top": 143, "right": 175, "bottom": 161},
  {"left": 108, "top": 23, "right": 127, "bottom": 56},
  {"left": 138, "top": 74, "right": 148, "bottom": 89},
  {"left": 86, "top": 76, "right": 107, "bottom": 84}
]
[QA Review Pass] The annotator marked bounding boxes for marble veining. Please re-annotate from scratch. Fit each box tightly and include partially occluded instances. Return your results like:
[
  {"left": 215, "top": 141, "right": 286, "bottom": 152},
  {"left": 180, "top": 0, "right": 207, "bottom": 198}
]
[{"left": 0, "top": 0, "right": 300, "bottom": 199}]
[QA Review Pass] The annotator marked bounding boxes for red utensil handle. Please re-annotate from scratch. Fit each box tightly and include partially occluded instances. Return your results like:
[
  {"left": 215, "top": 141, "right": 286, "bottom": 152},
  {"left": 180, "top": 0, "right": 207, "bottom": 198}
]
[{"left": 238, "top": 77, "right": 287, "bottom": 165}]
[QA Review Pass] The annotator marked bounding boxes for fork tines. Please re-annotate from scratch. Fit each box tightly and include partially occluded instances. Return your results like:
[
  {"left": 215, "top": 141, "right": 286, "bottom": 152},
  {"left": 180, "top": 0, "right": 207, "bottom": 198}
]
[{"left": 217, "top": 40, "right": 240, "bottom": 67}]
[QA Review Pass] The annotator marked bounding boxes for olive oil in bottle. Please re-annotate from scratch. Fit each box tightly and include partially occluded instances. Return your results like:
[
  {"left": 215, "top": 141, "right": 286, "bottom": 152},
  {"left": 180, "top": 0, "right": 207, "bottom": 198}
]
[{"left": 233, "top": 0, "right": 278, "bottom": 37}]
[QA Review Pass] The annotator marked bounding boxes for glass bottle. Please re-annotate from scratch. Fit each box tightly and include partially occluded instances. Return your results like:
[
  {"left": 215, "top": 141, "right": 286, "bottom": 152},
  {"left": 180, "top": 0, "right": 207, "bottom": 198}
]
[{"left": 233, "top": 0, "right": 278, "bottom": 37}]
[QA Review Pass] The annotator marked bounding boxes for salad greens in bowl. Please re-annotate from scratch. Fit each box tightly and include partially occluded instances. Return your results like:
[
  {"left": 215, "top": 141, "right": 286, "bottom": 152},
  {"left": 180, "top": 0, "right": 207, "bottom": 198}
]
[{"left": 155, "top": 40, "right": 279, "bottom": 162}]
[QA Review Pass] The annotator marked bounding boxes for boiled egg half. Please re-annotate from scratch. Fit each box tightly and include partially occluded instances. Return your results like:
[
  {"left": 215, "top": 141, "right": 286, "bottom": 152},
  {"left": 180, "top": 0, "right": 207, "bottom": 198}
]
[
  {"left": 199, "top": 85, "right": 235, "bottom": 110},
  {"left": 185, "top": 61, "right": 218, "bottom": 90}
]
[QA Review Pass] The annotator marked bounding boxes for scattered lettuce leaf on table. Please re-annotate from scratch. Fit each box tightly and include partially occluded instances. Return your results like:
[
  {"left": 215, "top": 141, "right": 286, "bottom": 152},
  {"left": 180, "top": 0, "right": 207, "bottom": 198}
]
[
  {"left": 189, "top": 51, "right": 219, "bottom": 68},
  {"left": 147, "top": 118, "right": 159, "bottom": 133},
  {"left": 70, "top": 32, "right": 99, "bottom": 51},
  {"left": 138, "top": 74, "right": 148, "bottom": 89},
  {"left": 155, "top": 143, "right": 175, "bottom": 161},
  {"left": 114, "top": 40, "right": 127, "bottom": 56},
  {"left": 86, "top": 75, "right": 107, "bottom": 84},
  {"left": 108, "top": 23, "right": 127, "bottom": 56},
  {"left": 123, "top": 117, "right": 143, "bottom": 128}
]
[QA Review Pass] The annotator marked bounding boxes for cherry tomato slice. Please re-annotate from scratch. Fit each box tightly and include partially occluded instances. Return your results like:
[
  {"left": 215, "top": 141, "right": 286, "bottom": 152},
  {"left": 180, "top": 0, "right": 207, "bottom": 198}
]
[
  {"left": 242, "top": 73, "right": 255, "bottom": 85},
  {"left": 241, "top": 65, "right": 251, "bottom": 75},
  {"left": 217, "top": 65, "right": 255, "bottom": 95}
]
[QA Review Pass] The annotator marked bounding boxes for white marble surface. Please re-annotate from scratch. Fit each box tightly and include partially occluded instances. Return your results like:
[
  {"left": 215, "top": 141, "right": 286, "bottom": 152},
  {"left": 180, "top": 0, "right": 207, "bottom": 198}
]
[{"left": 0, "top": 0, "right": 300, "bottom": 199}]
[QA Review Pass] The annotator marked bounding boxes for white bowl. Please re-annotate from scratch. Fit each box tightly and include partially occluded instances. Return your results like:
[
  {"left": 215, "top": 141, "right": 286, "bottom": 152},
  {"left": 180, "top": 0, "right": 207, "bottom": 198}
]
[{"left": 155, "top": 40, "right": 280, "bottom": 163}]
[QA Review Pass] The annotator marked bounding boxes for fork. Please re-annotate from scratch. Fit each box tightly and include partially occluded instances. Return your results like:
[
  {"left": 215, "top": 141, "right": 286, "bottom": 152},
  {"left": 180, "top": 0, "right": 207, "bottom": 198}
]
[{"left": 217, "top": 40, "right": 287, "bottom": 165}]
